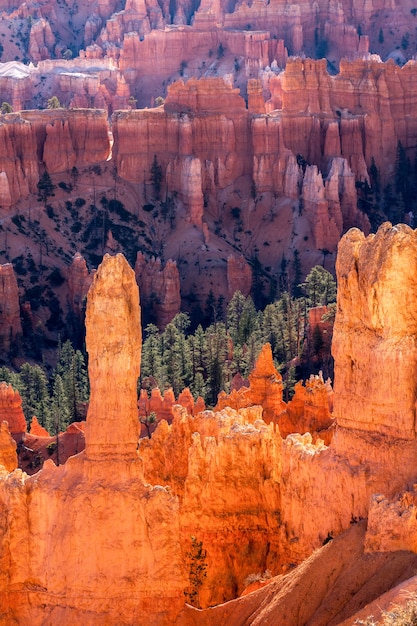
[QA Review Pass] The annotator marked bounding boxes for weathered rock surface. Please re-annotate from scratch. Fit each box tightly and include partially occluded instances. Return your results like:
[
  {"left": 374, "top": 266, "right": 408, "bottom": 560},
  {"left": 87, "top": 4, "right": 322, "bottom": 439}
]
[
  {"left": 281, "top": 374, "right": 334, "bottom": 443},
  {"left": 0, "top": 254, "right": 187, "bottom": 625},
  {"left": 0, "top": 263, "right": 22, "bottom": 353},
  {"left": 4, "top": 222, "right": 417, "bottom": 623},
  {"left": 0, "top": 421, "right": 17, "bottom": 472},
  {"left": 0, "top": 382, "right": 26, "bottom": 434},
  {"left": 333, "top": 222, "right": 417, "bottom": 439},
  {"left": 227, "top": 255, "right": 252, "bottom": 298},
  {"left": 215, "top": 343, "right": 286, "bottom": 425},
  {"left": 68, "top": 252, "right": 94, "bottom": 319},
  {"left": 135, "top": 252, "right": 181, "bottom": 328},
  {"left": 0, "top": 109, "right": 110, "bottom": 207}
]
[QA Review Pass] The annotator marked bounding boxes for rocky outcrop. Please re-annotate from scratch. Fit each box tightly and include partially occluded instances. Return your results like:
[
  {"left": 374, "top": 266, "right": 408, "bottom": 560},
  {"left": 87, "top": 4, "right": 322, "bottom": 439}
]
[
  {"left": 3, "top": 223, "right": 417, "bottom": 623},
  {"left": 0, "top": 421, "right": 17, "bottom": 472},
  {"left": 84, "top": 253, "right": 141, "bottom": 459},
  {"left": 281, "top": 374, "right": 334, "bottom": 443},
  {"left": 68, "top": 252, "right": 94, "bottom": 319},
  {"left": 140, "top": 404, "right": 282, "bottom": 606},
  {"left": 227, "top": 255, "right": 252, "bottom": 298},
  {"left": 29, "top": 18, "right": 55, "bottom": 62},
  {"left": 215, "top": 343, "right": 286, "bottom": 425},
  {"left": 332, "top": 222, "right": 417, "bottom": 439},
  {"left": 0, "top": 382, "right": 26, "bottom": 434},
  {"left": 0, "top": 109, "right": 110, "bottom": 207},
  {"left": 135, "top": 252, "right": 181, "bottom": 328},
  {"left": 0, "top": 263, "right": 22, "bottom": 354}
]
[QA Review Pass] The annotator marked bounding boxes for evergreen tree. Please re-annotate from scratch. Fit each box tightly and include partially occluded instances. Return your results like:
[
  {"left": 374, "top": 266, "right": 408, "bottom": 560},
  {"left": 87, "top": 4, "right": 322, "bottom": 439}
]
[
  {"left": 206, "top": 322, "right": 228, "bottom": 405},
  {"left": 162, "top": 320, "right": 190, "bottom": 396},
  {"left": 205, "top": 290, "right": 216, "bottom": 325},
  {"left": 227, "top": 291, "right": 246, "bottom": 345},
  {"left": 141, "top": 324, "right": 163, "bottom": 385},
  {"left": 51, "top": 374, "right": 71, "bottom": 435},
  {"left": 47, "top": 95, "right": 61, "bottom": 109},
  {"left": 291, "top": 249, "right": 303, "bottom": 297},
  {"left": 302, "top": 266, "right": 337, "bottom": 307},
  {"left": 19, "top": 363, "right": 51, "bottom": 430},
  {"left": 151, "top": 154, "right": 163, "bottom": 200},
  {"left": 37, "top": 171, "right": 56, "bottom": 204}
]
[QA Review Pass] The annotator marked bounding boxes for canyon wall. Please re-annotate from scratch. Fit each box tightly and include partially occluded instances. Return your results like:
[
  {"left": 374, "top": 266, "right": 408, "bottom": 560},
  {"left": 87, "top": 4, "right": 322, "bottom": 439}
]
[{"left": 0, "top": 109, "right": 110, "bottom": 207}]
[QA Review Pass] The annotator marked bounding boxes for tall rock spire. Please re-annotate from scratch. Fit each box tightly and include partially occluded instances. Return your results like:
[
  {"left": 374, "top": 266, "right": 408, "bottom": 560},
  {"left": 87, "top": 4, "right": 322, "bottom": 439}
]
[{"left": 84, "top": 253, "right": 141, "bottom": 460}]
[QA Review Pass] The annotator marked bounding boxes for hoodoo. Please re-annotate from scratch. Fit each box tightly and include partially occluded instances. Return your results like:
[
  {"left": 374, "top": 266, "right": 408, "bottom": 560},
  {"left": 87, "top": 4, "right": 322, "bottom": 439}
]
[{"left": 0, "top": 254, "right": 186, "bottom": 626}]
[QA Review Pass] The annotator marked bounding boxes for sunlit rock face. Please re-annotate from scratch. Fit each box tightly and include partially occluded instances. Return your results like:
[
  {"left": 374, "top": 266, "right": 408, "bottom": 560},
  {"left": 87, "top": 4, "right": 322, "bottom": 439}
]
[
  {"left": 0, "top": 254, "right": 187, "bottom": 626},
  {"left": 3, "top": 223, "right": 417, "bottom": 624},
  {"left": 333, "top": 222, "right": 417, "bottom": 440}
]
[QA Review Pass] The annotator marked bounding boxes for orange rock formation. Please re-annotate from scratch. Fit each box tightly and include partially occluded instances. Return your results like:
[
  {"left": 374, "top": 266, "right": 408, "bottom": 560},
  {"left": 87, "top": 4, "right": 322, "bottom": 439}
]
[
  {"left": 2, "top": 224, "right": 417, "bottom": 623},
  {"left": 0, "top": 254, "right": 187, "bottom": 625},
  {"left": 0, "top": 381, "right": 26, "bottom": 434},
  {"left": 0, "top": 421, "right": 17, "bottom": 472},
  {"left": 67, "top": 252, "right": 94, "bottom": 319}
]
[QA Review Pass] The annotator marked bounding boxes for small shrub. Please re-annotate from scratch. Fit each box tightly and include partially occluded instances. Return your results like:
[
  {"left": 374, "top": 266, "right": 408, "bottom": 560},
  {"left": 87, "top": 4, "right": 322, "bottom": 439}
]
[
  {"left": 74, "top": 197, "right": 86, "bottom": 208},
  {"left": 58, "top": 181, "right": 72, "bottom": 192},
  {"left": 46, "top": 441, "right": 57, "bottom": 455}
]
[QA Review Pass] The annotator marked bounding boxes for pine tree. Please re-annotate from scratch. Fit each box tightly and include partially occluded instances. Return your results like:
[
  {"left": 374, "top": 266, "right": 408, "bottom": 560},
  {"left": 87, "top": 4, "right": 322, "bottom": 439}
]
[
  {"left": 141, "top": 324, "right": 164, "bottom": 385},
  {"left": 51, "top": 374, "right": 71, "bottom": 435},
  {"left": 19, "top": 363, "right": 51, "bottom": 430},
  {"left": 37, "top": 171, "right": 56, "bottom": 204},
  {"left": 302, "top": 266, "right": 337, "bottom": 307},
  {"left": 151, "top": 154, "right": 163, "bottom": 200}
]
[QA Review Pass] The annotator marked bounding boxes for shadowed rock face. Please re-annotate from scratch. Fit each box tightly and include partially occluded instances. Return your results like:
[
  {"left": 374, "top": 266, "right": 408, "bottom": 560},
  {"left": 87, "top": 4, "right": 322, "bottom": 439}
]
[{"left": 0, "top": 263, "right": 22, "bottom": 353}]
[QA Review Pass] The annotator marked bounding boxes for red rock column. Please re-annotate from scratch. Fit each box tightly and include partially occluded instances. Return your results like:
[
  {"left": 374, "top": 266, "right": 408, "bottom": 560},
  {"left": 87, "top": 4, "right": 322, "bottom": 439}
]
[{"left": 84, "top": 253, "right": 141, "bottom": 459}]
